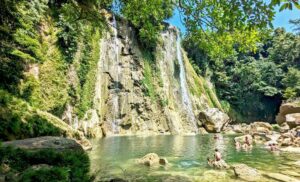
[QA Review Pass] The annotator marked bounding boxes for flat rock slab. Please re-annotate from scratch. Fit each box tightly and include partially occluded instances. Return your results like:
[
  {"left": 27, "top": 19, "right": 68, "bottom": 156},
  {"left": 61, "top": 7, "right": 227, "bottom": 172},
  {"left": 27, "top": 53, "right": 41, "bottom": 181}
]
[
  {"left": 281, "top": 171, "right": 300, "bottom": 177},
  {"left": 232, "top": 163, "right": 261, "bottom": 182},
  {"left": 280, "top": 147, "right": 300, "bottom": 153},
  {"left": 264, "top": 172, "right": 299, "bottom": 182},
  {"left": 2, "top": 136, "right": 85, "bottom": 151}
]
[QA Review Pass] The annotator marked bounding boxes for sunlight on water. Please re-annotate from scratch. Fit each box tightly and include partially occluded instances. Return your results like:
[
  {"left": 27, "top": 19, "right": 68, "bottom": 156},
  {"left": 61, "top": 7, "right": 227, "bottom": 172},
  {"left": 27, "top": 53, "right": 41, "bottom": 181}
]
[{"left": 89, "top": 135, "right": 300, "bottom": 181}]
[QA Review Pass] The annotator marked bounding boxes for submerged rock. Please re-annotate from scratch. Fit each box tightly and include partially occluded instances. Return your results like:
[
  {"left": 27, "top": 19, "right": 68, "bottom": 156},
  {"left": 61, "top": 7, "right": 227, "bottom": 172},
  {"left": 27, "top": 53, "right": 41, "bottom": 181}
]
[
  {"left": 293, "top": 160, "right": 300, "bottom": 167},
  {"left": 232, "top": 164, "right": 261, "bottom": 182},
  {"left": 200, "top": 170, "right": 229, "bottom": 182},
  {"left": 263, "top": 172, "right": 299, "bottom": 182},
  {"left": 280, "top": 146, "right": 300, "bottom": 153},
  {"left": 281, "top": 170, "right": 300, "bottom": 177},
  {"left": 2, "top": 136, "right": 88, "bottom": 151},
  {"left": 198, "top": 108, "right": 230, "bottom": 133}
]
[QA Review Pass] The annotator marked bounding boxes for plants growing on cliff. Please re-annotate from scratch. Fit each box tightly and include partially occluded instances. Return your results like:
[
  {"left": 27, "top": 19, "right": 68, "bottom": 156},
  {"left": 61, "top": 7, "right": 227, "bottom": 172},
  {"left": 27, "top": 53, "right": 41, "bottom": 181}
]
[{"left": 76, "top": 28, "right": 101, "bottom": 119}]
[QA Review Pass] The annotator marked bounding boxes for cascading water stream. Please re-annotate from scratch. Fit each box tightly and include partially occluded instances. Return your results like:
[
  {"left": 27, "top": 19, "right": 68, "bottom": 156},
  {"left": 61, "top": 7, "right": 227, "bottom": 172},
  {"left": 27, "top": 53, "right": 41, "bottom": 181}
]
[
  {"left": 112, "top": 14, "right": 120, "bottom": 134},
  {"left": 176, "top": 35, "right": 198, "bottom": 133}
]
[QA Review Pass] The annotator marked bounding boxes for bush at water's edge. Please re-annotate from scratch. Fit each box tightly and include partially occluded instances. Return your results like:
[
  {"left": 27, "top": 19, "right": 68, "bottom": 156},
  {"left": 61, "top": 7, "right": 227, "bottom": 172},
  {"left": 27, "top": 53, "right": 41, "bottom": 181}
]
[{"left": 0, "top": 146, "right": 92, "bottom": 182}]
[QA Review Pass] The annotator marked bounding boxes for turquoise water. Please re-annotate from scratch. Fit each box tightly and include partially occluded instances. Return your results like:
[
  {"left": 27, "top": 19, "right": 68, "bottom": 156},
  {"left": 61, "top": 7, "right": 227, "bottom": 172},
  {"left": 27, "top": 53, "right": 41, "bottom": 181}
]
[{"left": 89, "top": 134, "right": 300, "bottom": 181}]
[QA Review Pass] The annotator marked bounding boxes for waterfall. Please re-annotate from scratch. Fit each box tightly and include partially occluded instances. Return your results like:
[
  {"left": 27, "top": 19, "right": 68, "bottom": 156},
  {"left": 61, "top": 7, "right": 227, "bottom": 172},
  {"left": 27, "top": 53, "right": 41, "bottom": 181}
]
[
  {"left": 111, "top": 14, "right": 120, "bottom": 134},
  {"left": 176, "top": 35, "right": 198, "bottom": 133}
]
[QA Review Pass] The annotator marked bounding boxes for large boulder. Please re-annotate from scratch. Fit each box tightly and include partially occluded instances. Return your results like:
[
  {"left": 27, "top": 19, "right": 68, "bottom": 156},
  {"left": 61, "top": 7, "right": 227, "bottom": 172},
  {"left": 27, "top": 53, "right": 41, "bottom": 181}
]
[
  {"left": 285, "top": 113, "right": 300, "bottom": 128},
  {"left": 137, "top": 153, "right": 168, "bottom": 167},
  {"left": 2, "top": 136, "right": 87, "bottom": 151},
  {"left": 276, "top": 101, "right": 300, "bottom": 126},
  {"left": 232, "top": 164, "right": 261, "bottom": 182},
  {"left": 198, "top": 108, "right": 230, "bottom": 133}
]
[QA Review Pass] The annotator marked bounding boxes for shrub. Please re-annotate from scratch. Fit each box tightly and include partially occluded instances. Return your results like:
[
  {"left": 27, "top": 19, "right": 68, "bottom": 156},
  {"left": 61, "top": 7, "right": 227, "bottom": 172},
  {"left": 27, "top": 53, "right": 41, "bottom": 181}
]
[{"left": 0, "top": 146, "right": 91, "bottom": 182}]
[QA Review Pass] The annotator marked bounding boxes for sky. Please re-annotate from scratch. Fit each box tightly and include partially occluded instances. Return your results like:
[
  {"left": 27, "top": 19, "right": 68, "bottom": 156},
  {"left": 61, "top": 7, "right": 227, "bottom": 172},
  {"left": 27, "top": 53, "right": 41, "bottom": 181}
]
[{"left": 167, "top": 6, "right": 300, "bottom": 34}]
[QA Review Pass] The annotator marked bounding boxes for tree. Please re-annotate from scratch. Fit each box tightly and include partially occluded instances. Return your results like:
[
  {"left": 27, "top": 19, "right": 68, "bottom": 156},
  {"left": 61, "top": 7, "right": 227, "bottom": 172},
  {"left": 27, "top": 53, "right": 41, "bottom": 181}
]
[
  {"left": 176, "top": 0, "right": 276, "bottom": 59},
  {"left": 120, "top": 0, "right": 174, "bottom": 49},
  {"left": 282, "top": 68, "right": 300, "bottom": 99},
  {"left": 271, "top": 0, "right": 300, "bottom": 11},
  {"left": 290, "top": 19, "right": 300, "bottom": 34}
]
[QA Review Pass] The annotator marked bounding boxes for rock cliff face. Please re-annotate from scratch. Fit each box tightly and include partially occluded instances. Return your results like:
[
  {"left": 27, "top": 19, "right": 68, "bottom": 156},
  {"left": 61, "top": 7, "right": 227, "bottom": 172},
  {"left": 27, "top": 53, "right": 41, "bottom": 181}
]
[{"left": 63, "top": 15, "right": 223, "bottom": 137}]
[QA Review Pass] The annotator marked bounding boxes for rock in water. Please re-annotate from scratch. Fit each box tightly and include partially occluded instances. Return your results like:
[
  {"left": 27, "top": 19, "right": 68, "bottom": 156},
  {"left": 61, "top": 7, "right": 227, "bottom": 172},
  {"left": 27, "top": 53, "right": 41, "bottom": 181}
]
[
  {"left": 263, "top": 172, "right": 299, "bottom": 182},
  {"left": 137, "top": 153, "right": 160, "bottom": 166},
  {"left": 280, "top": 147, "right": 300, "bottom": 153},
  {"left": 2, "top": 136, "right": 87, "bottom": 151},
  {"left": 250, "top": 122, "right": 273, "bottom": 134},
  {"left": 233, "top": 164, "right": 261, "bottom": 182},
  {"left": 137, "top": 153, "right": 168, "bottom": 167},
  {"left": 234, "top": 135, "right": 253, "bottom": 144},
  {"left": 198, "top": 108, "right": 230, "bottom": 133}
]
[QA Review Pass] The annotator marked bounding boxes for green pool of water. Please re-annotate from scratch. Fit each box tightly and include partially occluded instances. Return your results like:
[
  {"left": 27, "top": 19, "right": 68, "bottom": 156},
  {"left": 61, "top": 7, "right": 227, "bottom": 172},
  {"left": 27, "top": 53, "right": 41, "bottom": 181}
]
[{"left": 88, "top": 134, "right": 300, "bottom": 181}]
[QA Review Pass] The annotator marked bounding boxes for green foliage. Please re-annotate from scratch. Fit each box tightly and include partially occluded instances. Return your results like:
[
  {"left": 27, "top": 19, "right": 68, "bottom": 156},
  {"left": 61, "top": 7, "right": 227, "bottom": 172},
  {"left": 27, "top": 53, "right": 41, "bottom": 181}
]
[
  {"left": 184, "top": 27, "right": 299, "bottom": 122},
  {"left": 271, "top": 0, "right": 300, "bottom": 11},
  {"left": 53, "top": 0, "right": 109, "bottom": 62},
  {"left": 290, "top": 19, "right": 300, "bottom": 34},
  {"left": 0, "top": 0, "right": 47, "bottom": 92},
  {"left": 141, "top": 51, "right": 157, "bottom": 101},
  {"left": 178, "top": 0, "right": 275, "bottom": 59},
  {"left": 0, "top": 146, "right": 90, "bottom": 181},
  {"left": 272, "top": 124, "right": 280, "bottom": 131},
  {"left": 282, "top": 68, "right": 300, "bottom": 99},
  {"left": 36, "top": 55, "right": 69, "bottom": 116},
  {"left": 120, "top": 0, "right": 174, "bottom": 49},
  {"left": 21, "top": 167, "right": 70, "bottom": 182},
  {"left": 76, "top": 29, "right": 101, "bottom": 119},
  {"left": 0, "top": 89, "right": 66, "bottom": 140}
]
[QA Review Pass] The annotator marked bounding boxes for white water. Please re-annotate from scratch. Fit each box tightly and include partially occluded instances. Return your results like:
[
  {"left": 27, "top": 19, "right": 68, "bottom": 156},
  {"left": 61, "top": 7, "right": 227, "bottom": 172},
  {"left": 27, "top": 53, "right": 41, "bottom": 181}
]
[
  {"left": 176, "top": 35, "right": 198, "bottom": 132},
  {"left": 112, "top": 14, "right": 120, "bottom": 134}
]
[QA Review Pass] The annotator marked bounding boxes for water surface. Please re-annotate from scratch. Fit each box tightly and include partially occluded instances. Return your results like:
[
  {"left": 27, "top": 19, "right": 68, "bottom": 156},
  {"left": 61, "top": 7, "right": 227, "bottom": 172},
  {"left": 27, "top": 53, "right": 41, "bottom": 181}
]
[{"left": 89, "top": 134, "right": 300, "bottom": 181}]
